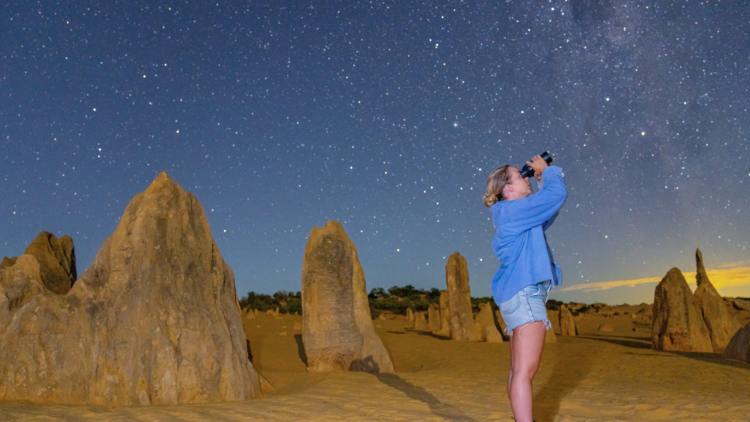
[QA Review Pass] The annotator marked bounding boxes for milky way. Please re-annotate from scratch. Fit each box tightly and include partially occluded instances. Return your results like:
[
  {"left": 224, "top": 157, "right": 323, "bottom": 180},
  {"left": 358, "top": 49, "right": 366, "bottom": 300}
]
[{"left": 2, "top": 1, "right": 748, "bottom": 304}]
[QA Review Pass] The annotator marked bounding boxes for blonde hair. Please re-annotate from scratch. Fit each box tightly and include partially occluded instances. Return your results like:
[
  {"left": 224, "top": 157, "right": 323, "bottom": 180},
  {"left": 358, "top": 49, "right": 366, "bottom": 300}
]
[{"left": 483, "top": 165, "right": 511, "bottom": 207}]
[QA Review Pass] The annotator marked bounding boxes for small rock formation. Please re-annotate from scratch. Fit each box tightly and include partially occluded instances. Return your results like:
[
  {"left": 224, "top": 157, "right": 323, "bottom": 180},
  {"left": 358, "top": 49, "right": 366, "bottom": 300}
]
[
  {"left": 723, "top": 322, "right": 750, "bottom": 363},
  {"left": 597, "top": 324, "right": 614, "bottom": 332},
  {"left": 651, "top": 267, "right": 712, "bottom": 352},
  {"left": 485, "top": 324, "right": 504, "bottom": 343},
  {"left": 474, "top": 303, "right": 498, "bottom": 341},
  {"left": 445, "top": 252, "right": 479, "bottom": 341},
  {"left": 434, "top": 290, "right": 452, "bottom": 337},
  {"left": 301, "top": 221, "right": 394, "bottom": 373},
  {"left": 0, "top": 255, "right": 45, "bottom": 338},
  {"left": 23, "top": 231, "right": 77, "bottom": 295},
  {"left": 559, "top": 304, "right": 578, "bottom": 336},
  {"left": 495, "top": 310, "right": 508, "bottom": 335},
  {"left": 545, "top": 326, "right": 556, "bottom": 343},
  {"left": 0, "top": 256, "right": 17, "bottom": 271},
  {"left": 413, "top": 311, "right": 429, "bottom": 331},
  {"left": 428, "top": 304, "right": 441, "bottom": 332},
  {"left": 0, "top": 172, "right": 263, "bottom": 405},
  {"left": 693, "top": 249, "right": 742, "bottom": 352},
  {"left": 406, "top": 308, "right": 415, "bottom": 327}
]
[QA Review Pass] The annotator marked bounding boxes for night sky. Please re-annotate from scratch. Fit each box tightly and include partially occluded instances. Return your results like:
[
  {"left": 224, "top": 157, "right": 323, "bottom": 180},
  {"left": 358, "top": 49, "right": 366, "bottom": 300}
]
[{"left": 2, "top": 1, "right": 748, "bottom": 305}]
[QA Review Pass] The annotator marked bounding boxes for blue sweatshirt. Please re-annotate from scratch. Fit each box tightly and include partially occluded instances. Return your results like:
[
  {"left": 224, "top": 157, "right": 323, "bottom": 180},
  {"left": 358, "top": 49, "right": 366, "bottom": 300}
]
[{"left": 489, "top": 166, "right": 567, "bottom": 304}]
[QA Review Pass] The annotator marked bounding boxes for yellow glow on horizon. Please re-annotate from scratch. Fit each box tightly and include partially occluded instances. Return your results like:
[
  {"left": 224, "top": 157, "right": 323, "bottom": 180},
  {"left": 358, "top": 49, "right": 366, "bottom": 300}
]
[{"left": 561, "top": 267, "right": 750, "bottom": 293}]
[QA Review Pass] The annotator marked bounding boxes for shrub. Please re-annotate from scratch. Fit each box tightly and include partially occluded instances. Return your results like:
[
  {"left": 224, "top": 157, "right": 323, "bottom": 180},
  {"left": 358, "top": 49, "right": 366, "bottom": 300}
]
[{"left": 546, "top": 299, "right": 562, "bottom": 311}]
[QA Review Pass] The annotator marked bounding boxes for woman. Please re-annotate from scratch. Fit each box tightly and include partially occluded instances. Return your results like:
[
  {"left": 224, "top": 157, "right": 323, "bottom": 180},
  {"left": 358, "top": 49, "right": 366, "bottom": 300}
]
[{"left": 483, "top": 155, "right": 567, "bottom": 422}]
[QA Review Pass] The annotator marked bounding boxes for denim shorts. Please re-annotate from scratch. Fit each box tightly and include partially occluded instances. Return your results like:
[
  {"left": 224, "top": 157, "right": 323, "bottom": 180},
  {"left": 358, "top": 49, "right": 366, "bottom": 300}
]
[{"left": 499, "top": 280, "right": 552, "bottom": 337}]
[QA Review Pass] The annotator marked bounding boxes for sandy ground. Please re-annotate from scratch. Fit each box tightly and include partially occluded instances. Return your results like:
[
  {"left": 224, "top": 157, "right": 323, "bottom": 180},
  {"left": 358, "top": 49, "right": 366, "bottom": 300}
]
[{"left": 1, "top": 309, "right": 749, "bottom": 421}]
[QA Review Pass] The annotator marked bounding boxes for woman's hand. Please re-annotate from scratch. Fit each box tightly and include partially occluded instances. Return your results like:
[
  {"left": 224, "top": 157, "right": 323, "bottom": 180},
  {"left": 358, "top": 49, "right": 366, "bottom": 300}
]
[{"left": 527, "top": 155, "right": 548, "bottom": 183}]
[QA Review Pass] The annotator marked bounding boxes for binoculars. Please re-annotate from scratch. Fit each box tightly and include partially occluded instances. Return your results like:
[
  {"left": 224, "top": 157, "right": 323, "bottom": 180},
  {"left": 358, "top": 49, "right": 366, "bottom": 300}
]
[{"left": 519, "top": 151, "right": 553, "bottom": 178}]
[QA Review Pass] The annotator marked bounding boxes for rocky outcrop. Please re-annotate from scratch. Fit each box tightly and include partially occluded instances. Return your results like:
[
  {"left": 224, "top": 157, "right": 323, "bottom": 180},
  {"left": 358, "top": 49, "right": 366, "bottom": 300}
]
[
  {"left": 428, "top": 304, "right": 441, "bottom": 332},
  {"left": 693, "top": 249, "right": 742, "bottom": 352},
  {"left": 0, "top": 172, "right": 263, "bottom": 405},
  {"left": 23, "top": 231, "right": 76, "bottom": 295},
  {"left": 545, "top": 326, "right": 556, "bottom": 343},
  {"left": 413, "top": 311, "right": 429, "bottom": 331},
  {"left": 406, "top": 308, "right": 415, "bottom": 327},
  {"left": 445, "top": 252, "right": 479, "bottom": 342},
  {"left": 0, "top": 255, "right": 46, "bottom": 339},
  {"left": 434, "top": 290, "right": 451, "bottom": 337},
  {"left": 485, "top": 324, "right": 504, "bottom": 343},
  {"left": 651, "top": 267, "right": 712, "bottom": 352},
  {"left": 560, "top": 304, "right": 578, "bottom": 336},
  {"left": 474, "top": 303, "right": 498, "bottom": 341},
  {"left": 723, "top": 322, "right": 750, "bottom": 363},
  {"left": 0, "top": 256, "right": 17, "bottom": 271},
  {"left": 301, "top": 221, "right": 394, "bottom": 373}
]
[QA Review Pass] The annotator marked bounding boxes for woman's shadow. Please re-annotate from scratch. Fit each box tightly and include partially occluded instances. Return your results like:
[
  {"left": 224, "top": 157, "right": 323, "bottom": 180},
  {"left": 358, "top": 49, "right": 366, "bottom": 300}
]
[{"left": 532, "top": 337, "right": 596, "bottom": 422}]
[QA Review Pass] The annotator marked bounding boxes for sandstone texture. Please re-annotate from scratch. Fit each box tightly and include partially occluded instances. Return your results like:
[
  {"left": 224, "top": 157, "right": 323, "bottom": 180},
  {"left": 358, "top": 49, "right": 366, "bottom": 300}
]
[
  {"left": 693, "top": 249, "right": 742, "bottom": 352},
  {"left": 434, "top": 290, "right": 451, "bottom": 337},
  {"left": 406, "top": 308, "right": 415, "bottom": 327},
  {"left": 23, "top": 231, "right": 77, "bottom": 295},
  {"left": 474, "top": 303, "right": 498, "bottom": 341},
  {"left": 485, "top": 324, "right": 504, "bottom": 343},
  {"left": 560, "top": 304, "right": 578, "bottom": 336},
  {"left": 651, "top": 267, "right": 712, "bottom": 352},
  {"left": 0, "top": 255, "right": 46, "bottom": 338},
  {"left": 723, "top": 322, "right": 750, "bottom": 363},
  {"left": 445, "top": 252, "right": 479, "bottom": 341},
  {"left": 413, "top": 311, "right": 429, "bottom": 331},
  {"left": 0, "top": 172, "right": 262, "bottom": 405},
  {"left": 428, "top": 304, "right": 441, "bottom": 332},
  {"left": 545, "top": 326, "right": 556, "bottom": 342},
  {"left": 301, "top": 221, "right": 394, "bottom": 373}
]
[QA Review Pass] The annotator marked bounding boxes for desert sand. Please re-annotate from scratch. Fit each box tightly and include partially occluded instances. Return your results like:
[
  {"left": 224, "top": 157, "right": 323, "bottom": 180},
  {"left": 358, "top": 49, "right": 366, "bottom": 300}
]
[{"left": 1, "top": 307, "right": 748, "bottom": 421}]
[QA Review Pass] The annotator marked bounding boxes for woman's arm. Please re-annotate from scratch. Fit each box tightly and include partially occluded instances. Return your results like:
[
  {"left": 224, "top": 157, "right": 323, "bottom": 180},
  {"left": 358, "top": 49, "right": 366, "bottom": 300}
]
[{"left": 500, "top": 166, "right": 567, "bottom": 236}]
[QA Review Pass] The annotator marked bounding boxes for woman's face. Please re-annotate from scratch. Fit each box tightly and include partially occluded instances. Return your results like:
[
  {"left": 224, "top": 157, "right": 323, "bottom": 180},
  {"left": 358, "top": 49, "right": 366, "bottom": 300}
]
[{"left": 507, "top": 167, "right": 531, "bottom": 198}]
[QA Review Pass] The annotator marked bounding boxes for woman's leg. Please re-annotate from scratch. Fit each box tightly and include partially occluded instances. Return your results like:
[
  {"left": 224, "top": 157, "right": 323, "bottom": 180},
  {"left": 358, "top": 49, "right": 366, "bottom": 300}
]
[{"left": 508, "top": 321, "right": 546, "bottom": 422}]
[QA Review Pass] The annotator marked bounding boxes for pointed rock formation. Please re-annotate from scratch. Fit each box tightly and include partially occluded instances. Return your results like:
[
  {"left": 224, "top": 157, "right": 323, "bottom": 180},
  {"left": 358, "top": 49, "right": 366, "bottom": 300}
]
[
  {"left": 485, "top": 324, "right": 504, "bottom": 343},
  {"left": 0, "top": 256, "right": 17, "bottom": 271},
  {"left": 723, "top": 322, "right": 750, "bottom": 363},
  {"left": 434, "top": 290, "right": 451, "bottom": 337},
  {"left": 301, "top": 221, "right": 394, "bottom": 373},
  {"left": 23, "top": 231, "right": 76, "bottom": 295},
  {"left": 474, "top": 302, "right": 498, "bottom": 341},
  {"left": 559, "top": 304, "right": 578, "bottom": 336},
  {"left": 0, "top": 172, "right": 263, "bottom": 405},
  {"left": 406, "top": 308, "right": 415, "bottom": 327},
  {"left": 693, "top": 249, "right": 742, "bottom": 352},
  {"left": 428, "top": 303, "right": 441, "bottom": 332},
  {"left": 0, "top": 255, "right": 46, "bottom": 339},
  {"left": 651, "top": 267, "right": 712, "bottom": 352},
  {"left": 545, "top": 326, "right": 557, "bottom": 343},
  {"left": 413, "top": 311, "right": 429, "bottom": 331},
  {"left": 445, "top": 252, "right": 479, "bottom": 341}
]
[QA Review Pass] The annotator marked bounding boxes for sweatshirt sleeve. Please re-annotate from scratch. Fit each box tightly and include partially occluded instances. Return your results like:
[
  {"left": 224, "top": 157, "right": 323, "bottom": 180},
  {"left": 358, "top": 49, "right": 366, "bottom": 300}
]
[{"left": 500, "top": 166, "right": 567, "bottom": 237}]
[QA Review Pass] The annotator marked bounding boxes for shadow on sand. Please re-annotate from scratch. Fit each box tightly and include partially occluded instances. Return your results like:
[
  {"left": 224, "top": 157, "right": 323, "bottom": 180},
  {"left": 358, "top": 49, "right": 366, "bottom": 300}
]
[
  {"left": 293, "top": 334, "right": 308, "bottom": 366},
  {"left": 374, "top": 373, "right": 477, "bottom": 422},
  {"left": 581, "top": 335, "right": 750, "bottom": 370},
  {"left": 532, "top": 338, "right": 596, "bottom": 422}
]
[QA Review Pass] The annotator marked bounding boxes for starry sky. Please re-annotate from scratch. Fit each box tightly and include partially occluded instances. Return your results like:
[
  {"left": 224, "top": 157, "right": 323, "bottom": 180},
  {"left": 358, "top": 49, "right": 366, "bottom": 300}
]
[{"left": 2, "top": 0, "right": 748, "bottom": 305}]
